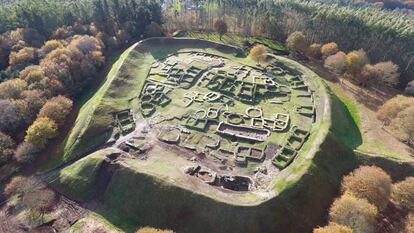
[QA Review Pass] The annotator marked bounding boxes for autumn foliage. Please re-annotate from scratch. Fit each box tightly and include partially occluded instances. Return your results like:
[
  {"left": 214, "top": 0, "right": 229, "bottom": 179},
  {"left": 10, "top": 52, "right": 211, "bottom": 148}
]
[
  {"left": 0, "top": 131, "right": 15, "bottom": 164},
  {"left": 341, "top": 166, "right": 391, "bottom": 210},
  {"left": 249, "top": 44, "right": 268, "bottom": 63},
  {"left": 14, "top": 142, "right": 39, "bottom": 164},
  {"left": 286, "top": 31, "right": 308, "bottom": 53},
  {"left": 377, "top": 95, "right": 414, "bottom": 144},
  {"left": 321, "top": 42, "right": 339, "bottom": 59},
  {"left": 403, "top": 213, "right": 414, "bottom": 233},
  {"left": 0, "top": 100, "right": 24, "bottom": 134},
  {"left": 345, "top": 49, "right": 369, "bottom": 76},
  {"left": 376, "top": 95, "right": 413, "bottom": 125},
  {"left": 0, "top": 79, "right": 28, "bottom": 99},
  {"left": 313, "top": 223, "right": 353, "bottom": 233},
  {"left": 9, "top": 47, "right": 37, "bottom": 67},
  {"left": 373, "top": 61, "right": 400, "bottom": 87},
  {"left": 324, "top": 52, "right": 346, "bottom": 74},
  {"left": 4, "top": 176, "right": 55, "bottom": 223},
  {"left": 391, "top": 177, "right": 414, "bottom": 211},
  {"left": 38, "top": 95, "right": 73, "bottom": 126},
  {"left": 4, "top": 176, "right": 44, "bottom": 196},
  {"left": 308, "top": 43, "right": 322, "bottom": 59},
  {"left": 329, "top": 193, "right": 377, "bottom": 233},
  {"left": 24, "top": 117, "right": 57, "bottom": 149},
  {"left": 136, "top": 227, "right": 175, "bottom": 233}
]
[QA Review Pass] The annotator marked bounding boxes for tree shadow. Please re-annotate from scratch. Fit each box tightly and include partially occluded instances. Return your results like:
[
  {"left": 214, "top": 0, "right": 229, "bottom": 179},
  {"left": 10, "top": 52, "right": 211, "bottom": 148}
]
[{"left": 329, "top": 93, "right": 363, "bottom": 150}]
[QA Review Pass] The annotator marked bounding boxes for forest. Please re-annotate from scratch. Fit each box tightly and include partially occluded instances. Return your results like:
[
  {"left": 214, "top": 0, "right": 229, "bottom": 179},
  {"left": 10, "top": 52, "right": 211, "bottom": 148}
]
[
  {"left": 0, "top": 0, "right": 162, "bottom": 175},
  {"left": 164, "top": 0, "right": 414, "bottom": 86},
  {"left": 1, "top": 0, "right": 414, "bottom": 232}
]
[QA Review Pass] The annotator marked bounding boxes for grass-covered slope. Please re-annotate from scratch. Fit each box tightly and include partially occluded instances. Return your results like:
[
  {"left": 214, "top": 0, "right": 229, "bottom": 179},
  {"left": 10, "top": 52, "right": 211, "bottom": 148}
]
[
  {"left": 57, "top": 44, "right": 147, "bottom": 164},
  {"left": 49, "top": 148, "right": 118, "bottom": 202},
  {"left": 48, "top": 37, "right": 414, "bottom": 233},
  {"left": 48, "top": 38, "right": 359, "bottom": 232},
  {"left": 50, "top": 128, "right": 356, "bottom": 233},
  {"left": 95, "top": 133, "right": 355, "bottom": 233}
]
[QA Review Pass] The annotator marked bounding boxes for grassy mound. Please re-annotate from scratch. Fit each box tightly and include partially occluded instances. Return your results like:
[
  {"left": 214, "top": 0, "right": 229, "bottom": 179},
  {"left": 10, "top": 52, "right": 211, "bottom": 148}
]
[
  {"left": 49, "top": 148, "right": 117, "bottom": 202},
  {"left": 48, "top": 37, "right": 414, "bottom": 233},
  {"left": 47, "top": 38, "right": 353, "bottom": 232},
  {"left": 50, "top": 132, "right": 355, "bottom": 233}
]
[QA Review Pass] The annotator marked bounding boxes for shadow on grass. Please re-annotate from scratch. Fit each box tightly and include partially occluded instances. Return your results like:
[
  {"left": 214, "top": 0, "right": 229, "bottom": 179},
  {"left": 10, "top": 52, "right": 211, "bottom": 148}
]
[
  {"left": 329, "top": 93, "right": 363, "bottom": 150},
  {"left": 87, "top": 132, "right": 358, "bottom": 233}
]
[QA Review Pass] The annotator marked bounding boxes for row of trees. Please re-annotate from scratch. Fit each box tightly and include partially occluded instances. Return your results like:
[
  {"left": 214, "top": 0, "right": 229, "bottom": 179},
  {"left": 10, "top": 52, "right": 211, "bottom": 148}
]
[
  {"left": 313, "top": 166, "right": 414, "bottom": 233},
  {"left": 163, "top": 0, "right": 414, "bottom": 87},
  {"left": 0, "top": 0, "right": 161, "bottom": 36},
  {"left": 285, "top": 31, "right": 401, "bottom": 88},
  {"left": 359, "top": 0, "right": 414, "bottom": 10}
]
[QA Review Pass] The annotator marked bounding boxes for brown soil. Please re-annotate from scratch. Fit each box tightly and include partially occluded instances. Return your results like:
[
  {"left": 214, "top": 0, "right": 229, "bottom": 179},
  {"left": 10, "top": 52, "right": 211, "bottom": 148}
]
[
  {"left": 264, "top": 143, "right": 279, "bottom": 159},
  {"left": 0, "top": 195, "right": 87, "bottom": 233}
]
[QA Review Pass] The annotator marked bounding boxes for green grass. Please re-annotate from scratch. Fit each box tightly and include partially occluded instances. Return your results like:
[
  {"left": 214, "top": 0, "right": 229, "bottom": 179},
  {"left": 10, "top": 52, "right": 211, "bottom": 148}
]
[
  {"left": 328, "top": 84, "right": 412, "bottom": 161},
  {"left": 49, "top": 38, "right": 356, "bottom": 233},
  {"left": 48, "top": 148, "right": 112, "bottom": 202},
  {"left": 68, "top": 212, "right": 123, "bottom": 233},
  {"left": 68, "top": 220, "right": 85, "bottom": 233},
  {"left": 337, "top": 94, "right": 361, "bottom": 126},
  {"left": 329, "top": 92, "right": 363, "bottom": 150},
  {"left": 175, "top": 31, "right": 287, "bottom": 53},
  {"left": 42, "top": 35, "right": 414, "bottom": 233},
  {"left": 43, "top": 45, "right": 145, "bottom": 170},
  {"left": 47, "top": 38, "right": 250, "bottom": 170}
]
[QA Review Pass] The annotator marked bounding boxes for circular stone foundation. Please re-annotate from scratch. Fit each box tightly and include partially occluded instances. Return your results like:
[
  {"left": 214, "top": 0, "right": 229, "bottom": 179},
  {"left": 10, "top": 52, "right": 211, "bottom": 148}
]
[
  {"left": 124, "top": 45, "right": 329, "bottom": 196},
  {"left": 59, "top": 38, "right": 332, "bottom": 233},
  {"left": 78, "top": 38, "right": 332, "bottom": 206}
]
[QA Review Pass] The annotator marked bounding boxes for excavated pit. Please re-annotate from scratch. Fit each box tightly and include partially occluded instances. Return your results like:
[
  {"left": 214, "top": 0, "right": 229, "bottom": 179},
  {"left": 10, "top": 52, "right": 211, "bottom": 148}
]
[{"left": 185, "top": 165, "right": 253, "bottom": 192}]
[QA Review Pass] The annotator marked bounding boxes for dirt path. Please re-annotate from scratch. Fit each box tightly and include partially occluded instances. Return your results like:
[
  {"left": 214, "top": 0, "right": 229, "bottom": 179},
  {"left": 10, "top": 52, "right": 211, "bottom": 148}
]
[{"left": 305, "top": 60, "right": 413, "bottom": 160}]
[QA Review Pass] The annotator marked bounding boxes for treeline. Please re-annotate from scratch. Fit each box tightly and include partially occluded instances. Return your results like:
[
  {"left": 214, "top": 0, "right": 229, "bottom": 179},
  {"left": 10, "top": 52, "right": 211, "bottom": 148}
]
[
  {"left": 0, "top": 0, "right": 162, "bottom": 173},
  {"left": 0, "top": 0, "right": 161, "bottom": 35},
  {"left": 352, "top": 0, "right": 414, "bottom": 10},
  {"left": 164, "top": 0, "right": 414, "bottom": 87},
  {"left": 0, "top": 0, "right": 161, "bottom": 71},
  {"left": 312, "top": 0, "right": 414, "bottom": 10}
]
